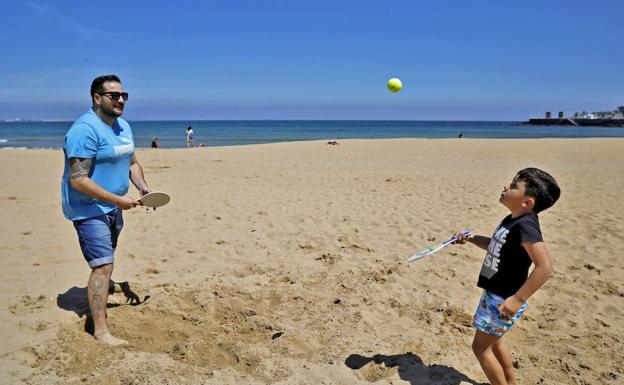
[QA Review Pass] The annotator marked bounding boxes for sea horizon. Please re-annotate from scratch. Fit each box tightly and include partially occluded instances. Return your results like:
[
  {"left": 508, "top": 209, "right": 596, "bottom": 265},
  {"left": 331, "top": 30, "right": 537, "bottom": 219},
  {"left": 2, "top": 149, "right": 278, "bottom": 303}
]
[
  {"left": 2, "top": 118, "right": 525, "bottom": 123},
  {"left": 2, "top": 119, "right": 624, "bottom": 149}
]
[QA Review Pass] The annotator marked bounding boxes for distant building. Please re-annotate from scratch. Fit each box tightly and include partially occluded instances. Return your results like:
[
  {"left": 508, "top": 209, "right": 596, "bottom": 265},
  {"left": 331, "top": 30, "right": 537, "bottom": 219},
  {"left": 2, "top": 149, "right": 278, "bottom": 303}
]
[
  {"left": 569, "top": 106, "right": 624, "bottom": 119},
  {"left": 527, "top": 105, "right": 624, "bottom": 126}
]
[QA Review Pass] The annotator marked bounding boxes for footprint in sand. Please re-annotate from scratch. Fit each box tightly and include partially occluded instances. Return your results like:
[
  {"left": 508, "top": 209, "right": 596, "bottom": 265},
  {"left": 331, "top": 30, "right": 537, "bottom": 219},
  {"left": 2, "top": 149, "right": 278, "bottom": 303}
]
[
  {"left": 9, "top": 295, "right": 48, "bottom": 314},
  {"left": 31, "top": 322, "right": 50, "bottom": 332},
  {"left": 357, "top": 361, "right": 398, "bottom": 382},
  {"left": 145, "top": 267, "right": 161, "bottom": 274}
]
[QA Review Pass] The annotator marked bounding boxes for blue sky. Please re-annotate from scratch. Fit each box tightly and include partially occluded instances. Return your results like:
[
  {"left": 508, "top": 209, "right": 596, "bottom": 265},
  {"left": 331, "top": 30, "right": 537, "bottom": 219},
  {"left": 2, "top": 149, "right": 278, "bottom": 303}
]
[{"left": 1, "top": 1, "right": 622, "bottom": 120}]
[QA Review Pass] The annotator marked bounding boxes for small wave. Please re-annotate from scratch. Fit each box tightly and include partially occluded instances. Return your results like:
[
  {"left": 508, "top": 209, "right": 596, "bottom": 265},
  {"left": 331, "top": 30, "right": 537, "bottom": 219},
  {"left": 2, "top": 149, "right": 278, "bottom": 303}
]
[{"left": 0, "top": 139, "right": 7, "bottom": 143}]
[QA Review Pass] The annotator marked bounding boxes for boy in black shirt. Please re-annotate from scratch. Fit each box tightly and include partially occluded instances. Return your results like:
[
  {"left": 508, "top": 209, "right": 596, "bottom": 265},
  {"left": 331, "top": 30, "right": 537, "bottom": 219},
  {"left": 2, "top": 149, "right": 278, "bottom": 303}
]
[{"left": 453, "top": 168, "right": 560, "bottom": 385}]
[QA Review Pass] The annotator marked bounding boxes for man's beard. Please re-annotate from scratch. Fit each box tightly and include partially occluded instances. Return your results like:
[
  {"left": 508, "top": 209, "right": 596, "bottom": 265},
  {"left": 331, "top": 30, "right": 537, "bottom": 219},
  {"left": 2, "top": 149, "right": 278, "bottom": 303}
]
[{"left": 102, "top": 104, "right": 123, "bottom": 119}]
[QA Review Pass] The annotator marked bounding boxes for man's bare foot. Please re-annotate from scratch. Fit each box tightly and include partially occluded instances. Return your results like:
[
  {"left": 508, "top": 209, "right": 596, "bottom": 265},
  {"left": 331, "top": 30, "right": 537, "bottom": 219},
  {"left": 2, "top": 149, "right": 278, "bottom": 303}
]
[{"left": 94, "top": 331, "right": 127, "bottom": 346}]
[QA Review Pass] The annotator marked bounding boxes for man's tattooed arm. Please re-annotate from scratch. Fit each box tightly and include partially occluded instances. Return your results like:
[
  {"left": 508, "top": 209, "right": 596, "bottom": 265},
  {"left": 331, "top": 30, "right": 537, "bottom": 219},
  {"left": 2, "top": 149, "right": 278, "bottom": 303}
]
[
  {"left": 67, "top": 156, "right": 136, "bottom": 209},
  {"left": 69, "top": 157, "right": 93, "bottom": 179}
]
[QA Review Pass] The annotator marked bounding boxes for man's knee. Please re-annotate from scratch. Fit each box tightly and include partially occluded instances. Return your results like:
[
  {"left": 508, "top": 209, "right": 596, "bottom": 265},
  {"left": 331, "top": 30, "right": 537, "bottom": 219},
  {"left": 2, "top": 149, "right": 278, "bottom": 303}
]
[{"left": 92, "top": 263, "right": 114, "bottom": 277}]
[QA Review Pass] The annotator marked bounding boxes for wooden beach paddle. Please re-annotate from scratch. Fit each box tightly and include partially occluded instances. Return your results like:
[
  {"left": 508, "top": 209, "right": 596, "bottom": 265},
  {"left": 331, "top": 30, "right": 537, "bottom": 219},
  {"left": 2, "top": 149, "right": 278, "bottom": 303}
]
[{"left": 138, "top": 191, "right": 171, "bottom": 208}]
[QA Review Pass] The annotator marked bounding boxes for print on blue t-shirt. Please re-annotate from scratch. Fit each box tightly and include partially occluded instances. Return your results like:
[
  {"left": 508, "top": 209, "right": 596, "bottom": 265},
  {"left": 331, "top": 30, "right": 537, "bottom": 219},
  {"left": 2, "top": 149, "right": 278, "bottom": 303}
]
[{"left": 61, "top": 109, "right": 134, "bottom": 221}]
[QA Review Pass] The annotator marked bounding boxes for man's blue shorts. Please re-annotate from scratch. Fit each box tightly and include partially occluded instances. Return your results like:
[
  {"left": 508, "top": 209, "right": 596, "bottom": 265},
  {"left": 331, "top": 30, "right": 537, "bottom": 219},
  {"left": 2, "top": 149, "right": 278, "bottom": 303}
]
[
  {"left": 473, "top": 290, "right": 528, "bottom": 337},
  {"left": 73, "top": 209, "right": 123, "bottom": 268}
]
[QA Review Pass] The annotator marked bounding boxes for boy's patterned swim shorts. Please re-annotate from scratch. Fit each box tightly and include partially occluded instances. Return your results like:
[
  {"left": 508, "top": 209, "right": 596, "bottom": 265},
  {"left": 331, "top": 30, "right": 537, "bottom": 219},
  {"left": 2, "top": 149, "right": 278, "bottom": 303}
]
[{"left": 473, "top": 290, "right": 528, "bottom": 337}]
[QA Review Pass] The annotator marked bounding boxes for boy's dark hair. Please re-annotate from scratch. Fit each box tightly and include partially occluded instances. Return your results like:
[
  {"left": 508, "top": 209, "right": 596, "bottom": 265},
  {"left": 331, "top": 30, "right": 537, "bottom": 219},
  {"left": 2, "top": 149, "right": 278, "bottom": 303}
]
[
  {"left": 517, "top": 167, "right": 561, "bottom": 214},
  {"left": 90, "top": 75, "right": 121, "bottom": 102}
]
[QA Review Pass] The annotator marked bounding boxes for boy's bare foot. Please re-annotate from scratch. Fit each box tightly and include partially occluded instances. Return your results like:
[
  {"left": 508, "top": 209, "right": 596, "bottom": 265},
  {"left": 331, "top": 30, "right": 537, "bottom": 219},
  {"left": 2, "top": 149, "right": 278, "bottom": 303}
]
[{"left": 94, "top": 331, "right": 127, "bottom": 346}]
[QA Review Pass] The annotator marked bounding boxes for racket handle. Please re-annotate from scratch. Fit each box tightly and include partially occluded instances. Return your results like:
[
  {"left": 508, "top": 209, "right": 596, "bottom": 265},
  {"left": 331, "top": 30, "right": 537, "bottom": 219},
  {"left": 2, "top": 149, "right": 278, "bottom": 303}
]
[{"left": 444, "top": 231, "right": 472, "bottom": 246}]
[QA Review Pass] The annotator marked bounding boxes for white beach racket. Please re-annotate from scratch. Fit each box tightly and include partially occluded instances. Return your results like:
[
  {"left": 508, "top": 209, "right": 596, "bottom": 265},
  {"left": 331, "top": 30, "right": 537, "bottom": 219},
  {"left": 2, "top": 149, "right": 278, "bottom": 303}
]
[
  {"left": 407, "top": 231, "right": 472, "bottom": 262},
  {"left": 138, "top": 191, "right": 171, "bottom": 208}
]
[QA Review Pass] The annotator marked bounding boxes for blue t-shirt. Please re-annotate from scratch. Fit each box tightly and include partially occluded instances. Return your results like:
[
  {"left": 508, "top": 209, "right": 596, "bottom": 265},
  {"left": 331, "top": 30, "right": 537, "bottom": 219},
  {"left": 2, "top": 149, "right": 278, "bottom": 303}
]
[{"left": 61, "top": 109, "right": 135, "bottom": 221}]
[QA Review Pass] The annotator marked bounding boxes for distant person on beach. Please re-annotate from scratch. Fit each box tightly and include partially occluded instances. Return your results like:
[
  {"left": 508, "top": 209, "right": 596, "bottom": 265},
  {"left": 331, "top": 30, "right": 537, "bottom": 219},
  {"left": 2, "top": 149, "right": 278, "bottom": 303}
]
[
  {"left": 326, "top": 140, "right": 339, "bottom": 145},
  {"left": 151, "top": 137, "right": 159, "bottom": 148},
  {"left": 451, "top": 168, "right": 560, "bottom": 385},
  {"left": 61, "top": 74, "right": 152, "bottom": 346},
  {"left": 199, "top": 142, "right": 205, "bottom": 148},
  {"left": 186, "top": 126, "right": 194, "bottom": 148},
  {"left": 458, "top": 132, "right": 464, "bottom": 138}
]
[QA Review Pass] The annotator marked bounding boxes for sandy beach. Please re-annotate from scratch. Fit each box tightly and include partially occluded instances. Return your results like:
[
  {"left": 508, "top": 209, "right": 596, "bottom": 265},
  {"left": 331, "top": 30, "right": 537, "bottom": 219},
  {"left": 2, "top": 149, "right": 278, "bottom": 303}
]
[{"left": 0, "top": 138, "right": 622, "bottom": 385}]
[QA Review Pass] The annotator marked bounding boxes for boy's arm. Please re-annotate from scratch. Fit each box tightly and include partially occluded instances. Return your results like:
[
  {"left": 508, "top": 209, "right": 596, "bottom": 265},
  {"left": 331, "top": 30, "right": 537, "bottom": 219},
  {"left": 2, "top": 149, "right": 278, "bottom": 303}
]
[
  {"left": 453, "top": 232, "right": 491, "bottom": 251},
  {"left": 467, "top": 235, "right": 491, "bottom": 251},
  {"left": 499, "top": 241, "right": 554, "bottom": 315}
]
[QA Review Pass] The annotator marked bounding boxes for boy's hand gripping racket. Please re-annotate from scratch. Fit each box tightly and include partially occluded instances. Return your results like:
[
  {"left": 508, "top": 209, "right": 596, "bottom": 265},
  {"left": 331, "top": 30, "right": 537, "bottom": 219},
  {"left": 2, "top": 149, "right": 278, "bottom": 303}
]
[{"left": 407, "top": 231, "right": 472, "bottom": 262}]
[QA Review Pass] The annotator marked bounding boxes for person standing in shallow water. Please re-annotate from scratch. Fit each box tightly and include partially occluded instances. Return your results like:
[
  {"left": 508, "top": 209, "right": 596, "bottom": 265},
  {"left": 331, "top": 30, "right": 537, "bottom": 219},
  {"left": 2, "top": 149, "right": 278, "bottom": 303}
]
[
  {"left": 61, "top": 74, "right": 152, "bottom": 345},
  {"left": 186, "top": 126, "right": 194, "bottom": 148}
]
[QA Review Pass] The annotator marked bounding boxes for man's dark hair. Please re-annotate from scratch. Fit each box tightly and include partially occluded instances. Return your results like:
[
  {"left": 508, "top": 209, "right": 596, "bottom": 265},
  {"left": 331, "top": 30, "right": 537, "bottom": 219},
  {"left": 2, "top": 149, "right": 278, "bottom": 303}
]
[
  {"left": 90, "top": 74, "right": 121, "bottom": 101},
  {"left": 517, "top": 167, "right": 561, "bottom": 214}
]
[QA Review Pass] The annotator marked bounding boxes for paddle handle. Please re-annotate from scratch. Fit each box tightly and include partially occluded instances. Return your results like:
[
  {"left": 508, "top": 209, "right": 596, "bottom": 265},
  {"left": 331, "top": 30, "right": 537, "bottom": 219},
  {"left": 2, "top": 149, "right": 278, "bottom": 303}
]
[
  {"left": 443, "top": 231, "right": 472, "bottom": 246},
  {"left": 407, "top": 231, "right": 472, "bottom": 262}
]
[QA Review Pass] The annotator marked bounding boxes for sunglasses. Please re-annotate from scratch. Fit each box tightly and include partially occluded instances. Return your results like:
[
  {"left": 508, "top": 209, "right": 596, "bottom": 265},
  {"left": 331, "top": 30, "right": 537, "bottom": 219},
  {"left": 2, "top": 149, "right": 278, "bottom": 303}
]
[{"left": 97, "top": 92, "right": 129, "bottom": 101}]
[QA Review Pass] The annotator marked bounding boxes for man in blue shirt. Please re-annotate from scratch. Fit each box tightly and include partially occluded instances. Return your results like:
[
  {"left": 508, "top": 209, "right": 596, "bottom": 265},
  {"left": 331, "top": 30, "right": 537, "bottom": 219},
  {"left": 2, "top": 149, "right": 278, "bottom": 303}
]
[{"left": 61, "top": 75, "right": 150, "bottom": 345}]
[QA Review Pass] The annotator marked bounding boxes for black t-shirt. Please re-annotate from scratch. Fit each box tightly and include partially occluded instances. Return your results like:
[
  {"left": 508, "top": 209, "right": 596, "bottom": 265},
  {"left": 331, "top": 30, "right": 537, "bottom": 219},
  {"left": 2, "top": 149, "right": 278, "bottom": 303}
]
[{"left": 477, "top": 213, "right": 543, "bottom": 298}]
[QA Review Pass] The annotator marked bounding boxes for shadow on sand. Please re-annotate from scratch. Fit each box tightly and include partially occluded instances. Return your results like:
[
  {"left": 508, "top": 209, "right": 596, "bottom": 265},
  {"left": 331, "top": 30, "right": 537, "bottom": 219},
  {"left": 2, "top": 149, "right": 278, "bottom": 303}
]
[
  {"left": 57, "top": 281, "right": 150, "bottom": 317},
  {"left": 57, "top": 281, "right": 150, "bottom": 334},
  {"left": 345, "top": 352, "right": 486, "bottom": 385}
]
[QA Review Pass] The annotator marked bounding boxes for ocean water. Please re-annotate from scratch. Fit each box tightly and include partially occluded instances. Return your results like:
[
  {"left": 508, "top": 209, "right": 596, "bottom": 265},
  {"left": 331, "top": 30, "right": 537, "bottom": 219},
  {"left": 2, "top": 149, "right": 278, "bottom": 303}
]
[{"left": 1, "top": 120, "right": 624, "bottom": 149}]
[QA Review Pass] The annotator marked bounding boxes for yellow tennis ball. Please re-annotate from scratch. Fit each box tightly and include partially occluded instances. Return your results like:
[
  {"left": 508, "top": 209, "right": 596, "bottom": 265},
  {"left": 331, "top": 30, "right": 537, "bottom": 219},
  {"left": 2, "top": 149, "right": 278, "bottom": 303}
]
[{"left": 387, "top": 77, "right": 402, "bottom": 93}]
